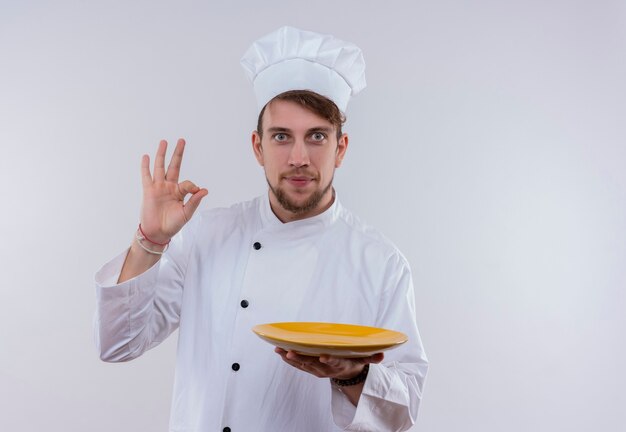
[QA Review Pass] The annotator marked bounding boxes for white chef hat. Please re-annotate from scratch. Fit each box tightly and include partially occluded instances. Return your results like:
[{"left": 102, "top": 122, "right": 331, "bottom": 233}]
[{"left": 240, "top": 26, "right": 366, "bottom": 113}]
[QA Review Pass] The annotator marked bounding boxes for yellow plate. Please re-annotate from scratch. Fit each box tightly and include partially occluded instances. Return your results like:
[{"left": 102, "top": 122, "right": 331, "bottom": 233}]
[{"left": 252, "top": 322, "right": 408, "bottom": 358}]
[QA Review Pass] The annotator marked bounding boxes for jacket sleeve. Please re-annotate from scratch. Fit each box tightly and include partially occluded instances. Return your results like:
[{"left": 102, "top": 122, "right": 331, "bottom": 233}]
[
  {"left": 331, "top": 253, "right": 429, "bottom": 432},
  {"left": 93, "top": 219, "right": 200, "bottom": 362}
]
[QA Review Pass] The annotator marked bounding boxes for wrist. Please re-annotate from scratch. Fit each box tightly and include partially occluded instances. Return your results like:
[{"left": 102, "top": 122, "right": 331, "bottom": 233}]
[
  {"left": 134, "top": 228, "right": 169, "bottom": 255},
  {"left": 138, "top": 224, "right": 171, "bottom": 246},
  {"left": 331, "top": 364, "right": 369, "bottom": 387}
]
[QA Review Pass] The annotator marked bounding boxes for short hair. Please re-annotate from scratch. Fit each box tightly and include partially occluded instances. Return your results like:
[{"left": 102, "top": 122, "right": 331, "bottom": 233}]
[{"left": 256, "top": 90, "right": 346, "bottom": 139}]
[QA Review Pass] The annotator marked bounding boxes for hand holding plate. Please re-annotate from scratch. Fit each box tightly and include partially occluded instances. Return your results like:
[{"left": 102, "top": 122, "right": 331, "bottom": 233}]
[{"left": 274, "top": 347, "right": 384, "bottom": 380}]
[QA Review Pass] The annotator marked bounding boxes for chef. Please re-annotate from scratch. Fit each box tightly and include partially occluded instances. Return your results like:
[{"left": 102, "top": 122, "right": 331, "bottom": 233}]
[{"left": 94, "top": 26, "right": 428, "bottom": 431}]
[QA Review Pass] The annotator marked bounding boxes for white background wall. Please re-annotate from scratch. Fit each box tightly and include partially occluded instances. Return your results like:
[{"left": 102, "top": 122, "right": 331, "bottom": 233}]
[{"left": 1, "top": 1, "right": 624, "bottom": 431}]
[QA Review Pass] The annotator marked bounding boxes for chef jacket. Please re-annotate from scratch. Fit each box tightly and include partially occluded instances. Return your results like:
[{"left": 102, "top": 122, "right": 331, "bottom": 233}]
[{"left": 94, "top": 193, "right": 428, "bottom": 432}]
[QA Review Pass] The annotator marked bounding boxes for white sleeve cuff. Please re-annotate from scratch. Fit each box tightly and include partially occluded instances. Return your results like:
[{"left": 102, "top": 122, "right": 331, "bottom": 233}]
[
  {"left": 94, "top": 248, "right": 161, "bottom": 362},
  {"left": 94, "top": 248, "right": 128, "bottom": 287},
  {"left": 331, "top": 382, "right": 358, "bottom": 429},
  {"left": 330, "top": 362, "right": 417, "bottom": 432}
]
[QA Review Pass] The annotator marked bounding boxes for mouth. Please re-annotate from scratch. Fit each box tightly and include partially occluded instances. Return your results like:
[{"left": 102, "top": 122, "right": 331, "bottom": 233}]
[{"left": 285, "top": 176, "right": 315, "bottom": 187}]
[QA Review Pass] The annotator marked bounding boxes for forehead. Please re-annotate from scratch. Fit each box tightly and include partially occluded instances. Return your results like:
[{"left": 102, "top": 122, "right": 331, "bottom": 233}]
[{"left": 262, "top": 99, "right": 335, "bottom": 132}]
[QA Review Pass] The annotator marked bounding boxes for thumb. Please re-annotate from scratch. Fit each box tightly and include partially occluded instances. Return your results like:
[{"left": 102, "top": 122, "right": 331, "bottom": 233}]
[
  {"left": 364, "top": 353, "right": 384, "bottom": 365},
  {"left": 319, "top": 355, "right": 341, "bottom": 367},
  {"left": 183, "top": 188, "right": 209, "bottom": 219}
]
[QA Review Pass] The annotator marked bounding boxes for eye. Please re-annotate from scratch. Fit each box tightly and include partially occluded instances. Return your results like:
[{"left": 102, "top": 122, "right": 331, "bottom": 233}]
[
  {"left": 273, "top": 133, "right": 288, "bottom": 142},
  {"left": 311, "top": 132, "right": 326, "bottom": 142}
]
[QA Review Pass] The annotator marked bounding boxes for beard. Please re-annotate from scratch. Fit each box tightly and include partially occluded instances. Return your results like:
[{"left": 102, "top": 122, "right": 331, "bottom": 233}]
[{"left": 267, "top": 175, "right": 334, "bottom": 215}]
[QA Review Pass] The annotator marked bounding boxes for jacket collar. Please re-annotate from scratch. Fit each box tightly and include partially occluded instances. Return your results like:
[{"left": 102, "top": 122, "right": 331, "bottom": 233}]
[{"left": 259, "top": 189, "right": 341, "bottom": 236}]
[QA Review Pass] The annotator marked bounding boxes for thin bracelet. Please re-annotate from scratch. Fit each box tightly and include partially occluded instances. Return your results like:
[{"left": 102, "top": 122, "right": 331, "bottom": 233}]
[
  {"left": 138, "top": 223, "right": 171, "bottom": 246},
  {"left": 331, "top": 364, "right": 369, "bottom": 387},
  {"left": 135, "top": 231, "right": 169, "bottom": 255}
]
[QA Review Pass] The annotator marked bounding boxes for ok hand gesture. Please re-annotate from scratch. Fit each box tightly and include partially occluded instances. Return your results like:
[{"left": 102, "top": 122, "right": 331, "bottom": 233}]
[{"left": 139, "top": 139, "right": 208, "bottom": 244}]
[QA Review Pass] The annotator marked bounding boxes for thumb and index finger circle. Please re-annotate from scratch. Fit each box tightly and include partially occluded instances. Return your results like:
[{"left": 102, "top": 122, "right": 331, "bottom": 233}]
[
  {"left": 177, "top": 180, "right": 199, "bottom": 199},
  {"left": 182, "top": 187, "right": 209, "bottom": 220},
  {"left": 139, "top": 141, "right": 209, "bottom": 223}
]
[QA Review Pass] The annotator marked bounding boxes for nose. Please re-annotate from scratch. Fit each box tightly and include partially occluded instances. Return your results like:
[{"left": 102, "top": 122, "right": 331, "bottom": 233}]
[{"left": 288, "top": 139, "right": 310, "bottom": 167}]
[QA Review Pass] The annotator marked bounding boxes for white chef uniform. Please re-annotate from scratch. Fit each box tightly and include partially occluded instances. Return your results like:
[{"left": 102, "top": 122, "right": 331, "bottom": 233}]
[{"left": 95, "top": 193, "right": 428, "bottom": 431}]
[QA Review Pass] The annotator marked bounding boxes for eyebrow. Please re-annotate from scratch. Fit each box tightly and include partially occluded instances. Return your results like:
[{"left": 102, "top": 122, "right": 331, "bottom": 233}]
[
  {"left": 266, "top": 126, "right": 334, "bottom": 134},
  {"left": 307, "top": 127, "right": 333, "bottom": 134},
  {"left": 267, "top": 127, "right": 291, "bottom": 133}
]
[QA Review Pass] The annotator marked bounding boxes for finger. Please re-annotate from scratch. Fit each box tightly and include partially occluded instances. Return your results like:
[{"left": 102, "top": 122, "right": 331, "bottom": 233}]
[
  {"left": 276, "top": 349, "right": 304, "bottom": 367},
  {"left": 319, "top": 352, "right": 384, "bottom": 367},
  {"left": 285, "top": 351, "right": 326, "bottom": 369},
  {"left": 278, "top": 355, "right": 307, "bottom": 370},
  {"left": 277, "top": 352, "right": 326, "bottom": 377},
  {"left": 285, "top": 350, "right": 316, "bottom": 365},
  {"left": 177, "top": 180, "right": 200, "bottom": 199},
  {"left": 359, "top": 353, "right": 384, "bottom": 365},
  {"left": 368, "top": 353, "right": 385, "bottom": 364},
  {"left": 154, "top": 140, "right": 167, "bottom": 182},
  {"left": 183, "top": 188, "right": 208, "bottom": 219},
  {"left": 319, "top": 355, "right": 342, "bottom": 367},
  {"left": 301, "top": 362, "right": 328, "bottom": 378},
  {"left": 165, "top": 138, "right": 185, "bottom": 183},
  {"left": 141, "top": 154, "right": 152, "bottom": 188}
]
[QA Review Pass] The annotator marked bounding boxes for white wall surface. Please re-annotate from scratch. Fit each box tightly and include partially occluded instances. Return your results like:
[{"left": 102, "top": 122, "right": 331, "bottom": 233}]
[{"left": 1, "top": 1, "right": 624, "bottom": 431}]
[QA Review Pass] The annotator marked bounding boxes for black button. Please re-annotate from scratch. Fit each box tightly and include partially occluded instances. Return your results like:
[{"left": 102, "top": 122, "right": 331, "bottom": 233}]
[
  {"left": 240, "top": 300, "right": 249, "bottom": 308},
  {"left": 231, "top": 363, "right": 240, "bottom": 371},
  {"left": 223, "top": 428, "right": 231, "bottom": 432},
  {"left": 253, "top": 241, "right": 262, "bottom": 250}
]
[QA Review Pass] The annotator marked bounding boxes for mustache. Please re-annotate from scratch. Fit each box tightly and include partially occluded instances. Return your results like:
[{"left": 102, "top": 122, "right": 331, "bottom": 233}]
[{"left": 282, "top": 169, "right": 319, "bottom": 179}]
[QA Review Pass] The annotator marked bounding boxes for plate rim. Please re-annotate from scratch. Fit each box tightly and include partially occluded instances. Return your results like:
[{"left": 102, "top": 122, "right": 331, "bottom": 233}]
[{"left": 252, "top": 321, "right": 408, "bottom": 349}]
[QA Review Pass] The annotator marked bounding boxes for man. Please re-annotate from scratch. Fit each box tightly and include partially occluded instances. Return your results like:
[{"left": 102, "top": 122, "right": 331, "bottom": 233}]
[{"left": 95, "top": 27, "right": 428, "bottom": 431}]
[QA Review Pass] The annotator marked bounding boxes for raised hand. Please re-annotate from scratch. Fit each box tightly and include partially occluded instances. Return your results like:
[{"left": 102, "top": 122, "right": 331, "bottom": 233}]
[{"left": 139, "top": 138, "right": 208, "bottom": 244}]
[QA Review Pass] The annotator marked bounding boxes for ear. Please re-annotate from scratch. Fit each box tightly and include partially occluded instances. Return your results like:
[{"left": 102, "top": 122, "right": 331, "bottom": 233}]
[
  {"left": 252, "top": 131, "right": 264, "bottom": 166},
  {"left": 335, "top": 133, "right": 349, "bottom": 168}
]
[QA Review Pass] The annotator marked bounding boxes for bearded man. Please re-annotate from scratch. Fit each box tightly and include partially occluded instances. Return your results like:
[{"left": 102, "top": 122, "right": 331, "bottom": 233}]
[{"left": 94, "top": 26, "right": 428, "bottom": 432}]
